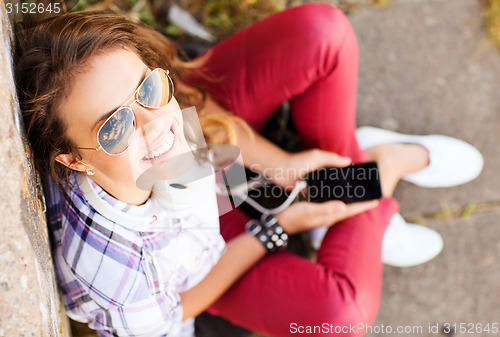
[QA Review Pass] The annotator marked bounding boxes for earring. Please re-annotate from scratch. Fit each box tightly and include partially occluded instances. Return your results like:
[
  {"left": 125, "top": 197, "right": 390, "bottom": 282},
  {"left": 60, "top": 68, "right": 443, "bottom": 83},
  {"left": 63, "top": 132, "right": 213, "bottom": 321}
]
[{"left": 86, "top": 169, "right": 95, "bottom": 176}]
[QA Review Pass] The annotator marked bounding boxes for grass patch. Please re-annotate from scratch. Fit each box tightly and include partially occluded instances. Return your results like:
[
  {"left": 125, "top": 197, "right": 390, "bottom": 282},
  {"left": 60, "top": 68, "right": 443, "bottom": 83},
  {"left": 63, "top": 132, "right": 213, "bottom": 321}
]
[
  {"left": 60, "top": 0, "right": 285, "bottom": 41},
  {"left": 485, "top": 0, "right": 500, "bottom": 47},
  {"left": 177, "top": 0, "right": 285, "bottom": 39},
  {"left": 31, "top": 0, "right": 398, "bottom": 41},
  {"left": 370, "top": 0, "right": 393, "bottom": 7}
]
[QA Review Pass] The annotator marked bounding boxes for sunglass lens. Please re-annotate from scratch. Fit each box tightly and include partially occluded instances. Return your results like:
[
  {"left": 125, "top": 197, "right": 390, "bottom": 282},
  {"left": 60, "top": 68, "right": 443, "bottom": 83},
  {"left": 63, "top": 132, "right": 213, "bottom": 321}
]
[
  {"left": 137, "top": 69, "right": 173, "bottom": 108},
  {"left": 98, "top": 107, "right": 135, "bottom": 155}
]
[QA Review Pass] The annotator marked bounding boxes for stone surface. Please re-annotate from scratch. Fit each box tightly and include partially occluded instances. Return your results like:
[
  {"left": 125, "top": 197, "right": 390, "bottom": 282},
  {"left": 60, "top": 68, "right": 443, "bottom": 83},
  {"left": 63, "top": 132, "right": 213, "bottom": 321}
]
[
  {"left": 349, "top": 0, "right": 500, "bottom": 336},
  {"left": 0, "top": 7, "right": 71, "bottom": 337},
  {"left": 353, "top": 0, "right": 500, "bottom": 216},
  {"left": 368, "top": 212, "right": 500, "bottom": 337}
]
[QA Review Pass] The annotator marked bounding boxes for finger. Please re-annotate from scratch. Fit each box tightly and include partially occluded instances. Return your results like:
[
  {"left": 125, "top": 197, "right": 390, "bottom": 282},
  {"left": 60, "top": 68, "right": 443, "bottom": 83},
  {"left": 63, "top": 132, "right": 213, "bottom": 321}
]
[
  {"left": 334, "top": 199, "right": 380, "bottom": 222},
  {"left": 301, "top": 200, "right": 347, "bottom": 227},
  {"left": 316, "top": 149, "right": 352, "bottom": 168},
  {"left": 304, "top": 149, "right": 352, "bottom": 175}
]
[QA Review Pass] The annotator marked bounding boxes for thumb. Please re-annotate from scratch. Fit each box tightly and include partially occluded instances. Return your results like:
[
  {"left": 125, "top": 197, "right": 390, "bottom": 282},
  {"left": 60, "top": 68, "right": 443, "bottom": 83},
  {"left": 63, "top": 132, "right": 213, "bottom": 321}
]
[
  {"left": 312, "top": 200, "right": 347, "bottom": 226},
  {"left": 307, "top": 150, "right": 352, "bottom": 174}
]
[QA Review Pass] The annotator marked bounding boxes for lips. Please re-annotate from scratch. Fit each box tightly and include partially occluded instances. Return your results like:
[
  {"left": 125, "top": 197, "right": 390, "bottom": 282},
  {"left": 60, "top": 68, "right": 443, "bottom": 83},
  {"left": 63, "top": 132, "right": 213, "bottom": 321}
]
[{"left": 142, "top": 125, "right": 176, "bottom": 161}]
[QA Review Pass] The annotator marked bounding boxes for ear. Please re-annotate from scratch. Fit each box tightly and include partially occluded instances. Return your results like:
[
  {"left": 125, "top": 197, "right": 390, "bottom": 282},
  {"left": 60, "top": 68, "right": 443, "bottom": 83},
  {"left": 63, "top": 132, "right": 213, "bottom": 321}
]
[{"left": 55, "top": 153, "right": 88, "bottom": 172}]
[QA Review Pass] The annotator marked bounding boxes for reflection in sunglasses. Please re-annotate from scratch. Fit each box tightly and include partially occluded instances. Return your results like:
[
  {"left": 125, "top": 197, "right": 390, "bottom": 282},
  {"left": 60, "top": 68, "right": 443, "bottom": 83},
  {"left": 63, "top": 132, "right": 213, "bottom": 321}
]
[
  {"left": 137, "top": 69, "right": 172, "bottom": 108},
  {"left": 98, "top": 108, "right": 135, "bottom": 154}
]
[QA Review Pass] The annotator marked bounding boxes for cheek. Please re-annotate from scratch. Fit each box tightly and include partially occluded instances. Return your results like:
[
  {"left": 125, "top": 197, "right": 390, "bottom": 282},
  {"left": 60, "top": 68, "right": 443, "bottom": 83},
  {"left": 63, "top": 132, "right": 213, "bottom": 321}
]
[{"left": 93, "top": 152, "right": 138, "bottom": 181}]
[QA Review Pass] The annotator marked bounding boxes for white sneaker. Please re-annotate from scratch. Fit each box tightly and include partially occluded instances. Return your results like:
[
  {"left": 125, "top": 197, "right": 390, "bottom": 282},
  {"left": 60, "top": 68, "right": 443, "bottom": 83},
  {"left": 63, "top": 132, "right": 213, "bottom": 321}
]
[
  {"left": 307, "top": 214, "right": 443, "bottom": 267},
  {"left": 382, "top": 213, "right": 443, "bottom": 267},
  {"left": 356, "top": 127, "right": 484, "bottom": 188}
]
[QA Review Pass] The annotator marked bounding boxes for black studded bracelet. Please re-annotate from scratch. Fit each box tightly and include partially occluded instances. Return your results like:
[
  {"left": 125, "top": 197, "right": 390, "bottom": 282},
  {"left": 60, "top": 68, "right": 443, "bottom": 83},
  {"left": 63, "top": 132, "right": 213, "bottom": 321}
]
[{"left": 245, "top": 214, "right": 289, "bottom": 253}]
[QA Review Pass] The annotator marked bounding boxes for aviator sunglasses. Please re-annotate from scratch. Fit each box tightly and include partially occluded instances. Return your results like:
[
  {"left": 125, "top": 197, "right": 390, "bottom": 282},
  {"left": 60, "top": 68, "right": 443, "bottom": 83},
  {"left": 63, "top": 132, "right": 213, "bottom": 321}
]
[{"left": 75, "top": 68, "right": 174, "bottom": 155}]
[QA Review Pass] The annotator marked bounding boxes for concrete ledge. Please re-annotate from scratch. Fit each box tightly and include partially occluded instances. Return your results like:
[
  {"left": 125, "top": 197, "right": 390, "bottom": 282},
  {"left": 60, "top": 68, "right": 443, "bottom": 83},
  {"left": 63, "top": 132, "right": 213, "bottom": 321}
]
[{"left": 0, "top": 6, "right": 71, "bottom": 337}]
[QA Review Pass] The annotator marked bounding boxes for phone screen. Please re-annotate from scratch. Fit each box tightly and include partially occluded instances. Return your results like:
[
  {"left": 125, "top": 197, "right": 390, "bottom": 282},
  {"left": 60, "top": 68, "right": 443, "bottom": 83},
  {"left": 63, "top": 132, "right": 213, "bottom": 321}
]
[{"left": 305, "top": 161, "right": 382, "bottom": 204}]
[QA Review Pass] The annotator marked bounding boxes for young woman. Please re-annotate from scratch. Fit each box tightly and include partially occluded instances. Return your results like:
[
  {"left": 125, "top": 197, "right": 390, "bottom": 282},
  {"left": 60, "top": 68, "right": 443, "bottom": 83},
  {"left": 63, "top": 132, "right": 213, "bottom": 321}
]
[{"left": 14, "top": 3, "right": 483, "bottom": 337}]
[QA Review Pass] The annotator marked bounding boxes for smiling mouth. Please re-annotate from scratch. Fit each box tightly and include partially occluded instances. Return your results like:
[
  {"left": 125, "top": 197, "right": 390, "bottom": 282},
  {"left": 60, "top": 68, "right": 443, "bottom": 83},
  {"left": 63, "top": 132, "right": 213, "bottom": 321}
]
[{"left": 142, "top": 126, "right": 175, "bottom": 160}]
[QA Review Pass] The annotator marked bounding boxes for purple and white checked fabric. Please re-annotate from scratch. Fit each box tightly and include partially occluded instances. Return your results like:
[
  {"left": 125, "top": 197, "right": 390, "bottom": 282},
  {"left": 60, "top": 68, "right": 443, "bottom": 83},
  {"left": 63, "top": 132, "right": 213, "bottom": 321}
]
[{"left": 45, "top": 172, "right": 225, "bottom": 337}]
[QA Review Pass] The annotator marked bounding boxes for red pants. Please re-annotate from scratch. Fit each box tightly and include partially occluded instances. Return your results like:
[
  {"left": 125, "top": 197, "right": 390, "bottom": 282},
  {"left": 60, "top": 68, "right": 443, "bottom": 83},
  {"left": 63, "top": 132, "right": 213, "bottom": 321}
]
[{"left": 184, "top": 3, "right": 399, "bottom": 336}]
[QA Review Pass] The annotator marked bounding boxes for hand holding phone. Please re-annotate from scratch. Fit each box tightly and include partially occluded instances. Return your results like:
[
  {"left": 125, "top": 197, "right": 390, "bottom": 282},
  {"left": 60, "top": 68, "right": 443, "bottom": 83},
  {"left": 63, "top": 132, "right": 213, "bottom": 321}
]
[{"left": 305, "top": 162, "right": 382, "bottom": 204}]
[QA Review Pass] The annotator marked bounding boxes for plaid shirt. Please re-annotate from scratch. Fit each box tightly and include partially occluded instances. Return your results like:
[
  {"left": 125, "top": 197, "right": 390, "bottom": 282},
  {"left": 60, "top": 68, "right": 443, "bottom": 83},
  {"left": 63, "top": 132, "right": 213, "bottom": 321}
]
[{"left": 46, "top": 169, "right": 225, "bottom": 337}]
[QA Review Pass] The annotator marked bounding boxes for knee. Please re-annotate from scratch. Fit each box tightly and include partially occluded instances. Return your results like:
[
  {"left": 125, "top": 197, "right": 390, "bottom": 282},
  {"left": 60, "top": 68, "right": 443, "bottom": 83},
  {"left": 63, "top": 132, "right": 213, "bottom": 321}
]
[
  {"left": 281, "top": 3, "right": 358, "bottom": 75},
  {"left": 289, "top": 3, "right": 355, "bottom": 48}
]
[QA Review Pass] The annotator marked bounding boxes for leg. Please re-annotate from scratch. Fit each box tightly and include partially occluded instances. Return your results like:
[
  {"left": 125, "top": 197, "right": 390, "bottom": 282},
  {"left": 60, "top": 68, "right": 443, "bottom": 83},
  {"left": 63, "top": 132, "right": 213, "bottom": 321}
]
[
  {"left": 184, "top": 3, "right": 399, "bottom": 335},
  {"left": 211, "top": 198, "right": 398, "bottom": 337},
  {"left": 286, "top": 4, "right": 362, "bottom": 162},
  {"left": 182, "top": 3, "right": 361, "bottom": 163},
  {"left": 183, "top": 2, "right": 430, "bottom": 181}
]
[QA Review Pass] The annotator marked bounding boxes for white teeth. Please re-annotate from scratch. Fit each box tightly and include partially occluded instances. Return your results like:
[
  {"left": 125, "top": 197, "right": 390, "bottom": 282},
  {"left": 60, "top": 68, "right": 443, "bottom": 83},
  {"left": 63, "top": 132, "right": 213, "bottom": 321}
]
[{"left": 143, "top": 129, "right": 175, "bottom": 160}]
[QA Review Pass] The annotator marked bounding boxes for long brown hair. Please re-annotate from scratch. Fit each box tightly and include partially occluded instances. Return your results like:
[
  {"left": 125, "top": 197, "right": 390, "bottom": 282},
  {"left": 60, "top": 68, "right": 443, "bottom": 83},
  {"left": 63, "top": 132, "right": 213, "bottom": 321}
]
[{"left": 14, "top": 10, "right": 240, "bottom": 187}]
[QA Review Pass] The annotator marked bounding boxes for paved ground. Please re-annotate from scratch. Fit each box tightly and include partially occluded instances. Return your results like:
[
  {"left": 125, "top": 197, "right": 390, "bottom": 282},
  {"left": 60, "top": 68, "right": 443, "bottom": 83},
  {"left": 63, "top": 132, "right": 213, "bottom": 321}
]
[{"left": 350, "top": 0, "right": 500, "bottom": 336}]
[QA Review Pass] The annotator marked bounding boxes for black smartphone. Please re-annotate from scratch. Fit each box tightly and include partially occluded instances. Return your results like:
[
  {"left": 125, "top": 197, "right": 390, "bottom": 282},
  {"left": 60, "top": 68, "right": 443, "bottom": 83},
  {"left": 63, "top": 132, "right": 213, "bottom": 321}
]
[{"left": 305, "top": 161, "right": 382, "bottom": 204}]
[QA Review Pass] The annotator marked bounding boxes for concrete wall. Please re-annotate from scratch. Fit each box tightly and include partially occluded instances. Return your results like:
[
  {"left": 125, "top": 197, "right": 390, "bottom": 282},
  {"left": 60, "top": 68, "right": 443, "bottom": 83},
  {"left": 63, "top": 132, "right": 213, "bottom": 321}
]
[{"left": 0, "top": 5, "right": 71, "bottom": 337}]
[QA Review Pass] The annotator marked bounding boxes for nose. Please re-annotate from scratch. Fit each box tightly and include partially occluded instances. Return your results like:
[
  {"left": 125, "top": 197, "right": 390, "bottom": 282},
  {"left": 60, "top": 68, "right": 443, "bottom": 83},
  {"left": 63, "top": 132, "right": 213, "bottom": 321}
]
[
  {"left": 131, "top": 100, "right": 160, "bottom": 127},
  {"left": 131, "top": 101, "right": 175, "bottom": 148},
  {"left": 131, "top": 97, "right": 181, "bottom": 128}
]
